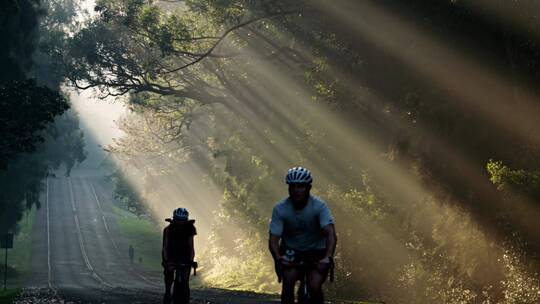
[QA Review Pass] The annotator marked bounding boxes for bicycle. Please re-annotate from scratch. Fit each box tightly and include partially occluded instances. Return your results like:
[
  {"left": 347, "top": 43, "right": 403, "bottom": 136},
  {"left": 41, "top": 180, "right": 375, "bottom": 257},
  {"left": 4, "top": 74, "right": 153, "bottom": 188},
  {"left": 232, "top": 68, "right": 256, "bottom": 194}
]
[
  {"left": 165, "top": 261, "right": 198, "bottom": 304},
  {"left": 279, "top": 257, "right": 334, "bottom": 304},
  {"left": 296, "top": 260, "right": 312, "bottom": 304}
]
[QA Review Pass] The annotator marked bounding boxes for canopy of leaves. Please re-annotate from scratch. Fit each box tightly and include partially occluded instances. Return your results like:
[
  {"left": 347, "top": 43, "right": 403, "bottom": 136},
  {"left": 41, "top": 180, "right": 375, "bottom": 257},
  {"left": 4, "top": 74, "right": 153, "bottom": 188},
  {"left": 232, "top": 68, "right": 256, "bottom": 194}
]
[
  {"left": 0, "top": 0, "right": 86, "bottom": 232},
  {"left": 0, "top": 80, "right": 69, "bottom": 168},
  {"left": 0, "top": 0, "right": 43, "bottom": 83},
  {"left": 63, "top": 0, "right": 540, "bottom": 302}
]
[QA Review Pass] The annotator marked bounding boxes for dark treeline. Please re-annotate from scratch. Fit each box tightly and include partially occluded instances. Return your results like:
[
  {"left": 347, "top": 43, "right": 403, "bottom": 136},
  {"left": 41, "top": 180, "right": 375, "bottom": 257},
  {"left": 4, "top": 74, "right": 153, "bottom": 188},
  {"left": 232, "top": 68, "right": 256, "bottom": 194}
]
[
  {"left": 60, "top": 0, "right": 539, "bottom": 302},
  {"left": 0, "top": 0, "right": 86, "bottom": 233}
]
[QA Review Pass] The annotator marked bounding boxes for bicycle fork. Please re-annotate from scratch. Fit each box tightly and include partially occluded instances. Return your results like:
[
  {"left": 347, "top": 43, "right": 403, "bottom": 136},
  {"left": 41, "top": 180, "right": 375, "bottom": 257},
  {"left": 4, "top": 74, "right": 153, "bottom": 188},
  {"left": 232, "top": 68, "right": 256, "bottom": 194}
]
[{"left": 298, "top": 271, "right": 310, "bottom": 304}]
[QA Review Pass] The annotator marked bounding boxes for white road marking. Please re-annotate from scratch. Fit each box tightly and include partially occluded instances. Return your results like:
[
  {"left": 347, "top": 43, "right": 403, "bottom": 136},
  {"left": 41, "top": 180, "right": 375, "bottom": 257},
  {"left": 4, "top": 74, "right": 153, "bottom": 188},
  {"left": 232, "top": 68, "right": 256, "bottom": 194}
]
[
  {"left": 68, "top": 177, "right": 77, "bottom": 212},
  {"left": 46, "top": 177, "right": 57, "bottom": 293},
  {"left": 69, "top": 177, "right": 112, "bottom": 288},
  {"left": 89, "top": 180, "right": 159, "bottom": 287},
  {"left": 55, "top": 261, "right": 84, "bottom": 265},
  {"left": 73, "top": 214, "right": 94, "bottom": 272}
]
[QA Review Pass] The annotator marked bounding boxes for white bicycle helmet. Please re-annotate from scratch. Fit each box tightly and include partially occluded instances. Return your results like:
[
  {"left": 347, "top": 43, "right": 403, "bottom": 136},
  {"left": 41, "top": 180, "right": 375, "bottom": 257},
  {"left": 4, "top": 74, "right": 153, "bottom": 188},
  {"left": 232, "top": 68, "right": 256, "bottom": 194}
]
[
  {"left": 173, "top": 207, "right": 189, "bottom": 221},
  {"left": 285, "top": 167, "right": 313, "bottom": 184}
]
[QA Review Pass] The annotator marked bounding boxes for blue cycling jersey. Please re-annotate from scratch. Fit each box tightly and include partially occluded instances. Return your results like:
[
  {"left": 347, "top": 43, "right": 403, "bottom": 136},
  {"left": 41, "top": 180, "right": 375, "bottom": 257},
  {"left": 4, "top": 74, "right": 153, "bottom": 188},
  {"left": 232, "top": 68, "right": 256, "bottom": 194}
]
[{"left": 269, "top": 195, "right": 334, "bottom": 251}]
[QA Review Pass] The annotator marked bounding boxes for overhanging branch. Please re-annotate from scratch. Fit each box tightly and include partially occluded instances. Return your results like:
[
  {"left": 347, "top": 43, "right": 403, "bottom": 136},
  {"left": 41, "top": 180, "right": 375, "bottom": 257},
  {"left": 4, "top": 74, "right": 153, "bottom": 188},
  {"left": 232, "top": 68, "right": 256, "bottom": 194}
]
[{"left": 163, "top": 10, "right": 301, "bottom": 73}]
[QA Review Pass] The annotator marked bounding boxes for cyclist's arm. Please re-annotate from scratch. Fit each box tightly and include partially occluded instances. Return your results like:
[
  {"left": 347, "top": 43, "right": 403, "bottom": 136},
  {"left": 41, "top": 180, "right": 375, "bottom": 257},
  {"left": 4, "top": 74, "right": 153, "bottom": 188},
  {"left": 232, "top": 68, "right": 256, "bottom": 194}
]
[
  {"left": 188, "top": 235, "right": 195, "bottom": 261},
  {"left": 162, "top": 228, "right": 169, "bottom": 265},
  {"left": 322, "top": 224, "right": 337, "bottom": 259},
  {"left": 269, "top": 206, "right": 283, "bottom": 261},
  {"left": 269, "top": 234, "right": 281, "bottom": 261}
]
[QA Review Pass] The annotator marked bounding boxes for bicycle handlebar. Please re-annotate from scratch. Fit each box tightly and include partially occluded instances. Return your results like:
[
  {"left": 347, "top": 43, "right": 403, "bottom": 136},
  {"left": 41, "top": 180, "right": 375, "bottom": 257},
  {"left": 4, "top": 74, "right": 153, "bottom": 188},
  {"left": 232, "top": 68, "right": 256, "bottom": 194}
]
[
  {"left": 277, "top": 258, "right": 334, "bottom": 283},
  {"left": 170, "top": 261, "right": 198, "bottom": 276}
]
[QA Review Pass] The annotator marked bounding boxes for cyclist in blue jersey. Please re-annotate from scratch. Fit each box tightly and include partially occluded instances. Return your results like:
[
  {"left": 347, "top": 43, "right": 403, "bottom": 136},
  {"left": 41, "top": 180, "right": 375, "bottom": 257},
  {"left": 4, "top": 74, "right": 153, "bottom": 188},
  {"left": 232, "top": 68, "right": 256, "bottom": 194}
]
[{"left": 269, "top": 167, "right": 337, "bottom": 304}]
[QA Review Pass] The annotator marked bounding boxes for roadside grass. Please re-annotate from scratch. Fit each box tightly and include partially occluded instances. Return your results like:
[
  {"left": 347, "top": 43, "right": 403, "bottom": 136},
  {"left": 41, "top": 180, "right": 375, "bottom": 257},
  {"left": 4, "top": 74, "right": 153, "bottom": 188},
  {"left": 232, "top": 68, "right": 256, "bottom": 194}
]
[
  {"left": 0, "top": 206, "right": 35, "bottom": 302},
  {"left": 0, "top": 288, "right": 21, "bottom": 304},
  {"left": 112, "top": 206, "right": 162, "bottom": 271},
  {"left": 0, "top": 206, "right": 36, "bottom": 287}
]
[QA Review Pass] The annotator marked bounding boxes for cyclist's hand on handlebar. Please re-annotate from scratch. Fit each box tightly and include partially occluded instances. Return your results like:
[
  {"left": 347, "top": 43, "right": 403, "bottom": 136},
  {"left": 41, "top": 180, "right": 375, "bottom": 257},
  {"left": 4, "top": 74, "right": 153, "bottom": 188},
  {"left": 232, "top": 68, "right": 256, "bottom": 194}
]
[
  {"left": 317, "top": 256, "right": 332, "bottom": 272},
  {"left": 318, "top": 256, "right": 331, "bottom": 264},
  {"left": 278, "top": 255, "right": 293, "bottom": 266},
  {"left": 165, "top": 263, "right": 176, "bottom": 272}
]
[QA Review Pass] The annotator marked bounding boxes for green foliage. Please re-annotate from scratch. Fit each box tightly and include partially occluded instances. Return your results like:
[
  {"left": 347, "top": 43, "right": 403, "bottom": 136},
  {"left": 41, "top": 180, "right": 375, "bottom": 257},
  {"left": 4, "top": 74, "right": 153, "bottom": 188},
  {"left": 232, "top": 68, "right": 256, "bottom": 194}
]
[
  {"left": 0, "top": 108, "right": 86, "bottom": 233},
  {"left": 64, "top": 0, "right": 222, "bottom": 102},
  {"left": 201, "top": 231, "right": 278, "bottom": 292},
  {"left": 500, "top": 248, "right": 540, "bottom": 304},
  {"left": 0, "top": 206, "right": 36, "bottom": 286},
  {"left": 0, "top": 0, "right": 43, "bottom": 83},
  {"left": 0, "top": 79, "right": 69, "bottom": 168},
  {"left": 66, "top": 0, "right": 540, "bottom": 302},
  {"left": 0, "top": 0, "right": 86, "bottom": 234},
  {"left": 108, "top": 170, "right": 147, "bottom": 215},
  {"left": 487, "top": 160, "right": 540, "bottom": 200},
  {"left": 0, "top": 289, "right": 21, "bottom": 304}
]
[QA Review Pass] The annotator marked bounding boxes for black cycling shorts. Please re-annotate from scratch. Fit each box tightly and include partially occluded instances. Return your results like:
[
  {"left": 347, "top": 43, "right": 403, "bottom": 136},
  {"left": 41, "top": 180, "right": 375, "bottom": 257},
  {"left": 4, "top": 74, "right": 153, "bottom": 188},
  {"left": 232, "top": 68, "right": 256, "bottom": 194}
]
[{"left": 280, "top": 246, "right": 327, "bottom": 266}]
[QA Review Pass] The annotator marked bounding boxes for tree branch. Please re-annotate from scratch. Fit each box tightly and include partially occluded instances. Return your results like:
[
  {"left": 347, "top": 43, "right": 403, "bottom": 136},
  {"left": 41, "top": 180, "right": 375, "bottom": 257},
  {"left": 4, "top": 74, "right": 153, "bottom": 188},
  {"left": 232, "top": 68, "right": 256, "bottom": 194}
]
[{"left": 163, "top": 10, "right": 300, "bottom": 73}]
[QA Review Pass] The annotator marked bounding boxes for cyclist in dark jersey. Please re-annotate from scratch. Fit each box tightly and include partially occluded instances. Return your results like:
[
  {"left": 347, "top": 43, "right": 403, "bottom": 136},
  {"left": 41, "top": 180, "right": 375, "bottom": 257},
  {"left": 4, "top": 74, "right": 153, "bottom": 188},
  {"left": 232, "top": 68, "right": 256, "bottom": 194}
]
[
  {"left": 162, "top": 208, "right": 196, "bottom": 304},
  {"left": 269, "top": 167, "right": 337, "bottom": 304}
]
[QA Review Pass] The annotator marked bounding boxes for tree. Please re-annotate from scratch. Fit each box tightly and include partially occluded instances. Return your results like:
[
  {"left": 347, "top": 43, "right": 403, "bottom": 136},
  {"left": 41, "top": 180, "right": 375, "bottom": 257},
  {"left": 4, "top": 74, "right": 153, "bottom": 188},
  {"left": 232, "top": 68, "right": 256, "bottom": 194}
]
[
  {"left": 0, "top": 0, "right": 86, "bottom": 234},
  {"left": 62, "top": 0, "right": 540, "bottom": 302},
  {"left": 0, "top": 79, "right": 69, "bottom": 169}
]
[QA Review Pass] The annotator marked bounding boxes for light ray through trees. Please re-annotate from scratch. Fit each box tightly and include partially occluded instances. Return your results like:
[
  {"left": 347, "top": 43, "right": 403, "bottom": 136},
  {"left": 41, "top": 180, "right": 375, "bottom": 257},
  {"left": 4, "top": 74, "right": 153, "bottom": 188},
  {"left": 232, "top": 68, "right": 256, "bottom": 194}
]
[
  {"left": 239, "top": 18, "right": 540, "bottom": 244},
  {"left": 201, "top": 22, "right": 534, "bottom": 295},
  {"left": 64, "top": 0, "right": 540, "bottom": 301},
  {"left": 312, "top": 0, "right": 540, "bottom": 146}
]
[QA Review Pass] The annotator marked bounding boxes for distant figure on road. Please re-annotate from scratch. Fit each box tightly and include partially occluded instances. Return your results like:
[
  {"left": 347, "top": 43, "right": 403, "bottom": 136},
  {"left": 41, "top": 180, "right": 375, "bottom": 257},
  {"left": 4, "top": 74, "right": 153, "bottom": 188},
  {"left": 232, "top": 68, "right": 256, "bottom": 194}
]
[
  {"left": 269, "top": 167, "right": 337, "bottom": 304},
  {"left": 128, "top": 245, "right": 134, "bottom": 263},
  {"left": 162, "top": 208, "right": 197, "bottom": 304}
]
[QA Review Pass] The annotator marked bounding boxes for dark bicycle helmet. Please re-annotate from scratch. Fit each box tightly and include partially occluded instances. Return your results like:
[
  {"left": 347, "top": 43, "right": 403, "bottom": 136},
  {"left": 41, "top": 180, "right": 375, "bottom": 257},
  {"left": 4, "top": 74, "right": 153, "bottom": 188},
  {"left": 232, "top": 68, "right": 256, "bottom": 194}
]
[{"left": 173, "top": 207, "right": 189, "bottom": 221}]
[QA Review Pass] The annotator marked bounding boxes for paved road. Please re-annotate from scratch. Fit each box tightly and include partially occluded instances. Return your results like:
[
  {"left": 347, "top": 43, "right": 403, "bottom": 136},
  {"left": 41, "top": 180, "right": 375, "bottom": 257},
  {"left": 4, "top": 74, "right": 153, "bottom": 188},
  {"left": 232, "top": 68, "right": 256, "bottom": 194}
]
[
  {"left": 23, "top": 172, "right": 282, "bottom": 303},
  {"left": 26, "top": 173, "right": 163, "bottom": 302}
]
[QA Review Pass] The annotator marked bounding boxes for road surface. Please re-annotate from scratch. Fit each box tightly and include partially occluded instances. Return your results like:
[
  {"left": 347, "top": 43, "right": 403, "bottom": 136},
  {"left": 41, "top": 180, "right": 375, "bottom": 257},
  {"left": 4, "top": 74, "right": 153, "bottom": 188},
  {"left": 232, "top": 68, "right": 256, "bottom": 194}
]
[{"left": 21, "top": 172, "right": 280, "bottom": 303}]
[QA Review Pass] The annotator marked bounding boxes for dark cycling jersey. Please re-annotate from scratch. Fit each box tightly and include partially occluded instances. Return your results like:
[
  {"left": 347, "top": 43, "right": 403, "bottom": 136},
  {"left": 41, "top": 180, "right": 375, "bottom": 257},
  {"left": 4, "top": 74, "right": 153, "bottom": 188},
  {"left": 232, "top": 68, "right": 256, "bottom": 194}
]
[{"left": 162, "top": 219, "right": 197, "bottom": 265}]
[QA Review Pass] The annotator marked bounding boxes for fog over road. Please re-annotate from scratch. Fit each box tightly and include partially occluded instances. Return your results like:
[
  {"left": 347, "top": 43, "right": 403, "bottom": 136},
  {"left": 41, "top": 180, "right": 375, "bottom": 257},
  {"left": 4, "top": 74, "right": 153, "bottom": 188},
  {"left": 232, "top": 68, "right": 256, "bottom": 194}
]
[
  {"left": 25, "top": 171, "right": 163, "bottom": 302},
  {"left": 20, "top": 170, "right": 282, "bottom": 303},
  {"left": 11, "top": 88, "right": 283, "bottom": 303}
]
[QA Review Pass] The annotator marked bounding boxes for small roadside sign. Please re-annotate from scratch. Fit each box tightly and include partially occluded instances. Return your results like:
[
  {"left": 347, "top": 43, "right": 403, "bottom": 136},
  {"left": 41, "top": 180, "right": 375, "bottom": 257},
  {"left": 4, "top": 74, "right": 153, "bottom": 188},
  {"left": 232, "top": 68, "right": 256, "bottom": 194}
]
[
  {"left": 1, "top": 233, "right": 13, "bottom": 249},
  {"left": 3, "top": 233, "right": 13, "bottom": 290}
]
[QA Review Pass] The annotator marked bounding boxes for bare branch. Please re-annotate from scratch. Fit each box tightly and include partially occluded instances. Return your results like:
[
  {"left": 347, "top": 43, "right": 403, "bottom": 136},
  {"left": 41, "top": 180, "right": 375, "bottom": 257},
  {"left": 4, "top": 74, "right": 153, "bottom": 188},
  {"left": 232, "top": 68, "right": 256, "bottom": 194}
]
[{"left": 163, "top": 10, "right": 300, "bottom": 73}]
